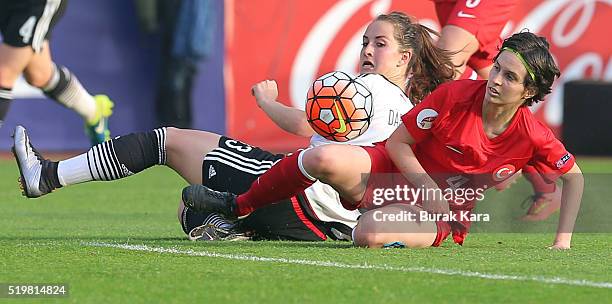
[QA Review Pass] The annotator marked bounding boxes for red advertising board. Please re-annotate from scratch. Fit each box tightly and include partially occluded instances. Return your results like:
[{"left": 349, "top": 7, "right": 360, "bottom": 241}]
[{"left": 225, "top": 0, "right": 611, "bottom": 152}]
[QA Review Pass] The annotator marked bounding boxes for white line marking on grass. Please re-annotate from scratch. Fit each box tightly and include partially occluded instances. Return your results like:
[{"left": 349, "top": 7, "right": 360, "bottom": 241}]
[{"left": 85, "top": 242, "right": 612, "bottom": 289}]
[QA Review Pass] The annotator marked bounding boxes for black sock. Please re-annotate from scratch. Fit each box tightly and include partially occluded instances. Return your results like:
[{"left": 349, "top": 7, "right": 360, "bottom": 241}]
[
  {"left": 42, "top": 64, "right": 70, "bottom": 98},
  {"left": 82, "top": 128, "right": 167, "bottom": 181}
]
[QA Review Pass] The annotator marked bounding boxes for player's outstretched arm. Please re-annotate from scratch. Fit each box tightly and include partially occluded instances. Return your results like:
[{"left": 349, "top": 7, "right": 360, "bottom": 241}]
[
  {"left": 386, "top": 126, "right": 449, "bottom": 214},
  {"left": 550, "top": 163, "right": 584, "bottom": 249},
  {"left": 251, "top": 80, "right": 314, "bottom": 137}
]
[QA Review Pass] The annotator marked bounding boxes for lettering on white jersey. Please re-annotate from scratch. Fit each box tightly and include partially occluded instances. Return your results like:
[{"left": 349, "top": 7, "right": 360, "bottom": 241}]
[{"left": 388, "top": 110, "right": 402, "bottom": 126}]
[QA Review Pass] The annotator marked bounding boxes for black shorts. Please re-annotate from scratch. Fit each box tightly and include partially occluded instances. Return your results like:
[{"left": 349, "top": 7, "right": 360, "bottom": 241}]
[
  {"left": 181, "top": 136, "right": 348, "bottom": 241},
  {"left": 0, "top": 0, "right": 67, "bottom": 52}
]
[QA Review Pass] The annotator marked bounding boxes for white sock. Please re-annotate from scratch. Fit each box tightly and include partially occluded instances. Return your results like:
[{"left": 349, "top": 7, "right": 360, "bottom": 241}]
[
  {"left": 45, "top": 65, "right": 97, "bottom": 122},
  {"left": 57, "top": 153, "right": 93, "bottom": 186},
  {"left": 297, "top": 149, "right": 317, "bottom": 181}
]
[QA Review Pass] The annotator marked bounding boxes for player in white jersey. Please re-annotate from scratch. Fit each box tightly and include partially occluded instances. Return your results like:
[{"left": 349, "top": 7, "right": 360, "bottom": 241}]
[
  {"left": 12, "top": 12, "right": 456, "bottom": 241},
  {"left": 303, "top": 73, "right": 412, "bottom": 231}
]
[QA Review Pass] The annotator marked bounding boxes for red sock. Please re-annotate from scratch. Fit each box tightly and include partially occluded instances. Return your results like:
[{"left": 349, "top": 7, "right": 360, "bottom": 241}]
[
  {"left": 235, "top": 152, "right": 315, "bottom": 216},
  {"left": 523, "top": 164, "right": 556, "bottom": 194}
]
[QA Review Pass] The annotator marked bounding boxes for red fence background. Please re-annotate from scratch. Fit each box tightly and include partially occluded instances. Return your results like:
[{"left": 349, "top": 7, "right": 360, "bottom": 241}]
[{"left": 224, "top": 0, "right": 611, "bottom": 152}]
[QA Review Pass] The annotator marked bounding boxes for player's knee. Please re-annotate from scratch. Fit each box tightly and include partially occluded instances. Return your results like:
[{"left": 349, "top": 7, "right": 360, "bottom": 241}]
[
  {"left": 354, "top": 206, "right": 435, "bottom": 248},
  {"left": 302, "top": 146, "right": 342, "bottom": 177},
  {"left": 23, "top": 68, "right": 51, "bottom": 88},
  {"left": 352, "top": 213, "right": 382, "bottom": 247}
]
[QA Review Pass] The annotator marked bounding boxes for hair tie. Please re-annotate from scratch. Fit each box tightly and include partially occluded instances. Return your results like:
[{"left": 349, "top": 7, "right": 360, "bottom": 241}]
[{"left": 501, "top": 47, "right": 536, "bottom": 81}]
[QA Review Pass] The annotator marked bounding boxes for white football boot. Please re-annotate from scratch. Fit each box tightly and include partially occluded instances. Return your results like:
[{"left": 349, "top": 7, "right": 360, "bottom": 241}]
[{"left": 12, "top": 125, "right": 55, "bottom": 198}]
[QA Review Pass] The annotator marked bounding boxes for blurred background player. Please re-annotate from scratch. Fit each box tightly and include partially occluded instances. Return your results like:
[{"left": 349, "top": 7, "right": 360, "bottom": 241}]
[
  {"left": 0, "top": 0, "right": 113, "bottom": 145},
  {"left": 134, "top": 0, "right": 216, "bottom": 128},
  {"left": 433, "top": 0, "right": 516, "bottom": 79},
  {"left": 432, "top": 0, "right": 561, "bottom": 220}
]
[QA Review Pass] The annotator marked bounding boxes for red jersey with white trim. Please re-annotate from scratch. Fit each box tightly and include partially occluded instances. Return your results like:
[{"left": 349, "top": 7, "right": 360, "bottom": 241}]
[
  {"left": 431, "top": 0, "right": 517, "bottom": 71},
  {"left": 401, "top": 80, "right": 574, "bottom": 211}
]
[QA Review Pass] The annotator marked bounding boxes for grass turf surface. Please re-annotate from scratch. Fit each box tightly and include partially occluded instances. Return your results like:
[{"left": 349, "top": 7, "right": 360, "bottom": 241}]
[{"left": 0, "top": 158, "right": 610, "bottom": 303}]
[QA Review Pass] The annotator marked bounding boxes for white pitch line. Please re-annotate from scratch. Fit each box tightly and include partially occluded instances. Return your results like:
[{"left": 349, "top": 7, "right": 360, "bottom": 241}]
[{"left": 85, "top": 242, "right": 612, "bottom": 289}]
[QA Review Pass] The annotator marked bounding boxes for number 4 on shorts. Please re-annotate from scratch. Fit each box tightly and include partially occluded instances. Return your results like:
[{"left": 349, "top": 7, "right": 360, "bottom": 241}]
[{"left": 19, "top": 16, "right": 37, "bottom": 44}]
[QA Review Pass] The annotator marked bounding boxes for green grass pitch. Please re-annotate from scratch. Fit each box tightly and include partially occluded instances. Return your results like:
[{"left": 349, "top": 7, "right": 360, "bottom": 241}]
[{"left": 0, "top": 157, "right": 610, "bottom": 302}]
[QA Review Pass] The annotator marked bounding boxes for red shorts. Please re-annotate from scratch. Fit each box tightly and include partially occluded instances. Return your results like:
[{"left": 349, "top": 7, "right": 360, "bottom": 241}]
[
  {"left": 433, "top": 0, "right": 517, "bottom": 70},
  {"left": 339, "top": 142, "right": 400, "bottom": 210},
  {"left": 357, "top": 142, "right": 470, "bottom": 247}
]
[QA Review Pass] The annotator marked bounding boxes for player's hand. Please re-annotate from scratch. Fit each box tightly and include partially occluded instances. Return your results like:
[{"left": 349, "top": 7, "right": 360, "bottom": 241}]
[
  {"left": 251, "top": 80, "right": 279, "bottom": 108},
  {"left": 423, "top": 198, "right": 450, "bottom": 215}
]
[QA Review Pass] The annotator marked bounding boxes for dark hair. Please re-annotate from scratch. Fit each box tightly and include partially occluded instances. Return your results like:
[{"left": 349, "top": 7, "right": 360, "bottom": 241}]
[
  {"left": 495, "top": 31, "right": 561, "bottom": 106},
  {"left": 375, "top": 12, "right": 457, "bottom": 103}
]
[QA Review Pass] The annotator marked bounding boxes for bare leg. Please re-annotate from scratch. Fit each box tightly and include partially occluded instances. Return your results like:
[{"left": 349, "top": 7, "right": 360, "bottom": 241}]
[
  {"left": 13, "top": 125, "right": 223, "bottom": 198},
  {"left": 436, "top": 25, "right": 479, "bottom": 79},
  {"left": 22, "top": 41, "right": 54, "bottom": 88},
  {"left": 353, "top": 204, "right": 437, "bottom": 248},
  {"left": 0, "top": 44, "right": 33, "bottom": 87},
  {"left": 0, "top": 44, "right": 35, "bottom": 126},
  {"left": 301, "top": 144, "right": 372, "bottom": 203},
  {"left": 165, "top": 127, "right": 221, "bottom": 184}
]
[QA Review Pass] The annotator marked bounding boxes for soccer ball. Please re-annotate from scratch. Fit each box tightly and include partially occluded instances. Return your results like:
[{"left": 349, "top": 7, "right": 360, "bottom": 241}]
[{"left": 305, "top": 71, "right": 373, "bottom": 142}]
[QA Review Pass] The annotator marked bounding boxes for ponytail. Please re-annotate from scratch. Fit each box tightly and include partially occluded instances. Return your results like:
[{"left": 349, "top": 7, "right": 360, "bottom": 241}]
[
  {"left": 407, "top": 24, "right": 457, "bottom": 103},
  {"left": 375, "top": 12, "right": 457, "bottom": 103}
]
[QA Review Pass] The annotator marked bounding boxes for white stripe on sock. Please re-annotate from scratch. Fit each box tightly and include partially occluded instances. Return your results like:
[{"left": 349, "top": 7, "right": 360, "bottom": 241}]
[
  {"left": 154, "top": 128, "right": 167, "bottom": 165},
  {"left": 297, "top": 149, "right": 317, "bottom": 181},
  {"left": 0, "top": 89, "right": 13, "bottom": 100},
  {"left": 42, "top": 63, "right": 61, "bottom": 91}
]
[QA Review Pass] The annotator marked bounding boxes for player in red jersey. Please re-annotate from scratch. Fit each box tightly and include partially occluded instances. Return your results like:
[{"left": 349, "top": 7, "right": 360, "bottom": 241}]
[
  {"left": 433, "top": 0, "right": 517, "bottom": 79},
  {"left": 433, "top": 0, "right": 561, "bottom": 220},
  {"left": 183, "top": 32, "right": 584, "bottom": 249}
]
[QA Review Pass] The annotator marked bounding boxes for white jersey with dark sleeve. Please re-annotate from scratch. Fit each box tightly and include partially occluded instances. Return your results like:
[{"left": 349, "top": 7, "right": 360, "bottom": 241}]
[{"left": 304, "top": 73, "right": 413, "bottom": 227}]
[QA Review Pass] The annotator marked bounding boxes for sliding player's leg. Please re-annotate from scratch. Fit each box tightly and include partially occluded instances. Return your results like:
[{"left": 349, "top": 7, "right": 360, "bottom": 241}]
[
  {"left": 165, "top": 128, "right": 221, "bottom": 184},
  {"left": 12, "top": 126, "right": 221, "bottom": 198},
  {"left": 181, "top": 137, "right": 356, "bottom": 242},
  {"left": 182, "top": 144, "right": 372, "bottom": 218},
  {"left": 352, "top": 203, "right": 438, "bottom": 248}
]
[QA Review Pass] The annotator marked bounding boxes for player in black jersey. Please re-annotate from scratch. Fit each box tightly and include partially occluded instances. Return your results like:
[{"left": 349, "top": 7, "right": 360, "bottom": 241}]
[{"left": 0, "top": 0, "right": 113, "bottom": 145}]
